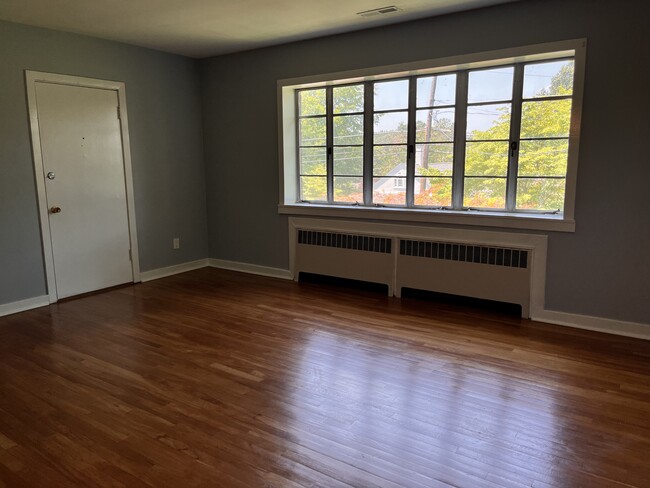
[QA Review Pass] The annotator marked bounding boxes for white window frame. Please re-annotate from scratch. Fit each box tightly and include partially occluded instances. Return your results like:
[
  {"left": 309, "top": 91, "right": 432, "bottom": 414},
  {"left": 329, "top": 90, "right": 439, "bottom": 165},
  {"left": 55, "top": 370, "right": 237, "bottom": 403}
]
[{"left": 277, "top": 39, "right": 586, "bottom": 232}]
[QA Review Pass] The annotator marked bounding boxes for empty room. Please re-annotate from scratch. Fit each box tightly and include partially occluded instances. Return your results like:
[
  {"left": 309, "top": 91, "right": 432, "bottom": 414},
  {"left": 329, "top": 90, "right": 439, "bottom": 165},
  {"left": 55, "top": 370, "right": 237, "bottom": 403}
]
[{"left": 1, "top": 0, "right": 649, "bottom": 486}]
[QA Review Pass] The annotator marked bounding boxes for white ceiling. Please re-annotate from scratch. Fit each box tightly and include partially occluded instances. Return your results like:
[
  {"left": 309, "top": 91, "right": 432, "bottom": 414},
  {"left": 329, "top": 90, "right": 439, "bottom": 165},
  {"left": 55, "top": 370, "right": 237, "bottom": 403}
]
[{"left": 0, "top": 0, "right": 517, "bottom": 58}]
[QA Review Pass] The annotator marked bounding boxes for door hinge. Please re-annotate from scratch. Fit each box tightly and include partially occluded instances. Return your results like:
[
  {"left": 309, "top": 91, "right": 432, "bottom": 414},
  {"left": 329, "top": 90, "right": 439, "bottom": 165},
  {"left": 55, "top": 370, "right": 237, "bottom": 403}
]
[
  {"left": 117, "top": 106, "right": 121, "bottom": 120},
  {"left": 128, "top": 249, "right": 132, "bottom": 261}
]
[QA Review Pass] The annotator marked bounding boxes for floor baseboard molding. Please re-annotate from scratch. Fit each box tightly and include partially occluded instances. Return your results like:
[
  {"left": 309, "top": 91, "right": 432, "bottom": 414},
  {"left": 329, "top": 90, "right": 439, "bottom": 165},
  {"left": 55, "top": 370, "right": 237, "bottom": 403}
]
[
  {"left": 0, "top": 295, "right": 50, "bottom": 317},
  {"left": 533, "top": 310, "right": 650, "bottom": 341},
  {"left": 7, "top": 262, "right": 644, "bottom": 342},
  {"left": 140, "top": 259, "right": 210, "bottom": 282},
  {"left": 209, "top": 259, "right": 292, "bottom": 280}
]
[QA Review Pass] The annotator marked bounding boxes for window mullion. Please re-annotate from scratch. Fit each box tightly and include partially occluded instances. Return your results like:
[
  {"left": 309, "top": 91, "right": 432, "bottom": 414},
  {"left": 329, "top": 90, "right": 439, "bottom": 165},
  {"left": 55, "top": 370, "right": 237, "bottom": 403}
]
[
  {"left": 290, "top": 45, "right": 579, "bottom": 216},
  {"left": 452, "top": 71, "right": 468, "bottom": 209},
  {"left": 326, "top": 87, "right": 334, "bottom": 203},
  {"left": 506, "top": 64, "right": 525, "bottom": 211},
  {"left": 363, "top": 81, "right": 374, "bottom": 205},
  {"left": 406, "top": 77, "right": 417, "bottom": 208}
]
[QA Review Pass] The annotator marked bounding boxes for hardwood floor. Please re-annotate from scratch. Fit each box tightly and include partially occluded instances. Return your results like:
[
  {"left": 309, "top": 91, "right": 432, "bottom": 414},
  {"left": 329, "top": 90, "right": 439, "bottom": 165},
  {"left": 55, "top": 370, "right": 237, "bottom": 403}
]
[{"left": 0, "top": 268, "right": 649, "bottom": 487}]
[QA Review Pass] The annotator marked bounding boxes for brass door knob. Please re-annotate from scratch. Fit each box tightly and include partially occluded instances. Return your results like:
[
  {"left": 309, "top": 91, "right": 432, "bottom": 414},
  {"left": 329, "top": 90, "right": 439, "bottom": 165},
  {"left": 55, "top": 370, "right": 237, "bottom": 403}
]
[{"left": 50, "top": 206, "right": 62, "bottom": 214}]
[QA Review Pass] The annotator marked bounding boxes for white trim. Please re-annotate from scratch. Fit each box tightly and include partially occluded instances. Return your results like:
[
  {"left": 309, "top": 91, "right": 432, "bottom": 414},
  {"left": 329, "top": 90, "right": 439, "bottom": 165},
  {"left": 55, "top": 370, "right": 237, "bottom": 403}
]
[
  {"left": 209, "top": 259, "right": 292, "bottom": 280},
  {"left": 534, "top": 310, "right": 650, "bottom": 341},
  {"left": 115, "top": 78, "right": 141, "bottom": 283},
  {"left": 25, "top": 70, "right": 141, "bottom": 303},
  {"left": 288, "top": 217, "right": 548, "bottom": 318},
  {"left": 280, "top": 204, "right": 575, "bottom": 232},
  {"left": 278, "top": 38, "right": 586, "bottom": 232},
  {"left": 4, "top": 264, "right": 645, "bottom": 342},
  {"left": 140, "top": 259, "right": 210, "bottom": 282},
  {"left": 0, "top": 296, "right": 50, "bottom": 317},
  {"left": 562, "top": 39, "right": 586, "bottom": 223}
]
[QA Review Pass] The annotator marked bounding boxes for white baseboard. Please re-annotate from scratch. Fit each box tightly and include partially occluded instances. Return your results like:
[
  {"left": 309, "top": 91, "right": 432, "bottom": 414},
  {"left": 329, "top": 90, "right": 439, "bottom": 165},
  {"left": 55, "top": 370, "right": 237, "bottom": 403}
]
[
  {"left": 2, "top": 268, "right": 647, "bottom": 342},
  {"left": 208, "top": 258, "right": 292, "bottom": 280},
  {"left": 533, "top": 310, "right": 650, "bottom": 341},
  {"left": 206, "top": 257, "right": 649, "bottom": 340},
  {"left": 139, "top": 258, "right": 292, "bottom": 283},
  {"left": 11, "top": 258, "right": 642, "bottom": 341},
  {"left": 0, "top": 295, "right": 50, "bottom": 317},
  {"left": 140, "top": 259, "right": 210, "bottom": 282}
]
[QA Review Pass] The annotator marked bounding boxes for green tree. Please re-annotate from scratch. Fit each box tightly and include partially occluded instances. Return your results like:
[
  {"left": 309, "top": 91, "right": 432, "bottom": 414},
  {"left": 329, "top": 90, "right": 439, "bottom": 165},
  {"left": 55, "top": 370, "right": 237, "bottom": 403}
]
[
  {"left": 332, "top": 85, "right": 365, "bottom": 202},
  {"left": 463, "top": 63, "right": 574, "bottom": 209},
  {"left": 413, "top": 114, "right": 454, "bottom": 207},
  {"left": 299, "top": 86, "right": 366, "bottom": 201},
  {"left": 299, "top": 64, "right": 573, "bottom": 209},
  {"left": 298, "top": 89, "right": 327, "bottom": 200}
]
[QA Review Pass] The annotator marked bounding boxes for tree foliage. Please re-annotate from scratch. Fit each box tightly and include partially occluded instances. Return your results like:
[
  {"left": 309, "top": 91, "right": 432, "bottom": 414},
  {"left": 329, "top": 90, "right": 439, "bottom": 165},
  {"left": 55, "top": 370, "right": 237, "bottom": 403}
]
[
  {"left": 297, "top": 62, "right": 573, "bottom": 209},
  {"left": 462, "top": 63, "right": 573, "bottom": 209}
]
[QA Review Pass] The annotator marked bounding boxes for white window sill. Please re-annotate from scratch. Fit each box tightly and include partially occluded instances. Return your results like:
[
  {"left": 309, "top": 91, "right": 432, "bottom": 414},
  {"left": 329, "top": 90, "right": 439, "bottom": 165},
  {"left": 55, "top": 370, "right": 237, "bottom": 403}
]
[{"left": 278, "top": 203, "right": 575, "bottom": 232}]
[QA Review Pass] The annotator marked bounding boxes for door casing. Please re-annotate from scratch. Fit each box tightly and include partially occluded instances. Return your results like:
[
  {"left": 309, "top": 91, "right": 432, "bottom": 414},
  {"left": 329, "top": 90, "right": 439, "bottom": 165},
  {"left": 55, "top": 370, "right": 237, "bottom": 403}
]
[{"left": 25, "top": 71, "right": 141, "bottom": 303}]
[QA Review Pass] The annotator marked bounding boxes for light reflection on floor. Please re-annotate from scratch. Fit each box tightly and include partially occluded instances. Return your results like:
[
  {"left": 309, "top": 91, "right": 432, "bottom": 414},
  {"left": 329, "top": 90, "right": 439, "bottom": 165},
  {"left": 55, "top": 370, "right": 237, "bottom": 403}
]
[{"left": 288, "top": 328, "right": 562, "bottom": 486}]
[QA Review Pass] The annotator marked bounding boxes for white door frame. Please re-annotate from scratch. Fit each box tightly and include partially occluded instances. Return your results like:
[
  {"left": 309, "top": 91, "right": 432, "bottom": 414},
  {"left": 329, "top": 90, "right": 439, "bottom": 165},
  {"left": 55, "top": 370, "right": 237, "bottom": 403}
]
[{"left": 25, "top": 70, "right": 141, "bottom": 303}]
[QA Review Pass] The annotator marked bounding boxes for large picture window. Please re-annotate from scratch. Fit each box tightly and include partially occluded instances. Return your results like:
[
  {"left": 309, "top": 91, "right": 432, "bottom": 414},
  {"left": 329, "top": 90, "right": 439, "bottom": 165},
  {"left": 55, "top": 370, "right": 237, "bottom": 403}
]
[{"left": 281, "top": 40, "right": 585, "bottom": 231}]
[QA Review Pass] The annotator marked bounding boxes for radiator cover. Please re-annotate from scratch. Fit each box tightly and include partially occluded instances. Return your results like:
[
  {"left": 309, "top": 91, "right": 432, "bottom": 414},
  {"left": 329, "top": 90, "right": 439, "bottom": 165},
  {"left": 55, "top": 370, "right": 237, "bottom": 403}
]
[
  {"left": 295, "top": 230, "right": 395, "bottom": 295},
  {"left": 290, "top": 218, "right": 547, "bottom": 319},
  {"left": 397, "top": 239, "right": 531, "bottom": 317}
]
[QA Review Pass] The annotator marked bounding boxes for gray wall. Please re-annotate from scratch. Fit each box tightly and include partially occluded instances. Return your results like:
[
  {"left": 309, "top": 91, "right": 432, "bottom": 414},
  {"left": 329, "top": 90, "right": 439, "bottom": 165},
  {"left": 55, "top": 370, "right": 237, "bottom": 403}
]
[
  {"left": 200, "top": 0, "right": 650, "bottom": 324},
  {"left": 2, "top": 0, "right": 648, "bottom": 325},
  {"left": 0, "top": 20, "right": 209, "bottom": 305}
]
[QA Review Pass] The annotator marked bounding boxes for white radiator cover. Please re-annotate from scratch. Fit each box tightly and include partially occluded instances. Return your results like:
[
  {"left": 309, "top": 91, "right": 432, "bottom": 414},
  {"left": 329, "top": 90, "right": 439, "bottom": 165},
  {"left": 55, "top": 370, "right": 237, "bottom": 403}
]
[
  {"left": 294, "top": 233, "right": 395, "bottom": 295},
  {"left": 289, "top": 217, "right": 548, "bottom": 318}
]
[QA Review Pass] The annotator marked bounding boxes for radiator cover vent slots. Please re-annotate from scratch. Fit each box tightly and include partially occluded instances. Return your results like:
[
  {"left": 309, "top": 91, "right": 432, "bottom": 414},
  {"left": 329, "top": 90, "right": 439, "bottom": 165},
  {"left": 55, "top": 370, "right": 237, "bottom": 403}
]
[
  {"left": 399, "top": 240, "right": 528, "bottom": 269},
  {"left": 291, "top": 218, "right": 547, "bottom": 319},
  {"left": 298, "top": 230, "right": 392, "bottom": 254}
]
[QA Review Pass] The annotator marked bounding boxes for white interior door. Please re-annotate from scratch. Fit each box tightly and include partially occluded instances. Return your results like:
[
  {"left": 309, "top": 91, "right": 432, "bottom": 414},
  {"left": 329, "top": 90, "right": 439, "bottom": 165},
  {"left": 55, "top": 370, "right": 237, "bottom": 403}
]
[{"left": 35, "top": 82, "right": 133, "bottom": 299}]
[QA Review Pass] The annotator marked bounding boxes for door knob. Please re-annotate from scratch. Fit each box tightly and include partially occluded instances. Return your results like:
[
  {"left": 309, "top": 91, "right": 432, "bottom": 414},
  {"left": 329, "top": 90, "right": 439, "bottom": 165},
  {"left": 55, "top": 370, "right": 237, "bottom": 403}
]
[
  {"left": 50, "top": 206, "right": 62, "bottom": 214},
  {"left": 46, "top": 172, "right": 56, "bottom": 180}
]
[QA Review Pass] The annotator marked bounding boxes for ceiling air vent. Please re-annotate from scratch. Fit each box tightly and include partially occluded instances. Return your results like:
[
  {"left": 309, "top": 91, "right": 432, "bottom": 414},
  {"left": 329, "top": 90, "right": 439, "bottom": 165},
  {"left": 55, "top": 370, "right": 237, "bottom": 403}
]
[{"left": 357, "top": 6, "right": 401, "bottom": 17}]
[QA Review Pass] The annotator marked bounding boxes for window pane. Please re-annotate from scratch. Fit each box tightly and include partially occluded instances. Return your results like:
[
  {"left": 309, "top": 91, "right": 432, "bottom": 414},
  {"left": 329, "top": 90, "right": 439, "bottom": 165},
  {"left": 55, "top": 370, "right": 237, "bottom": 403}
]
[
  {"left": 415, "top": 143, "right": 453, "bottom": 176},
  {"left": 299, "top": 89, "right": 326, "bottom": 116},
  {"left": 516, "top": 178, "right": 565, "bottom": 211},
  {"left": 417, "top": 74, "right": 456, "bottom": 107},
  {"left": 300, "top": 117, "right": 326, "bottom": 146},
  {"left": 334, "top": 115, "right": 363, "bottom": 145},
  {"left": 300, "top": 147, "right": 326, "bottom": 175},
  {"left": 416, "top": 108, "right": 455, "bottom": 142},
  {"left": 293, "top": 56, "right": 579, "bottom": 215},
  {"left": 374, "top": 111, "right": 408, "bottom": 144},
  {"left": 468, "top": 67, "right": 514, "bottom": 103},
  {"left": 333, "top": 84, "right": 364, "bottom": 114},
  {"left": 374, "top": 79, "right": 409, "bottom": 111},
  {"left": 373, "top": 178, "right": 405, "bottom": 205},
  {"left": 334, "top": 146, "right": 363, "bottom": 176},
  {"left": 523, "top": 60, "right": 574, "bottom": 98},
  {"left": 300, "top": 176, "right": 327, "bottom": 201},
  {"left": 520, "top": 99, "right": 572, "bottom": 138},
  {"left": 466, "top": 104, "right": 511, "bottom": 140},
  {"left": 465, "top": 141, "right": 508, "bottom": 176},
  {"left": 518, "top": 139, "right": 568, "bottom": 177},
  {"left": 414, "top": 177, "right": 452, "bottom": 207},
  {"left": 464, "top": 177, "right": 506, "bottom": 208},
  {"left": 334, "top": 177, "right": 363, "bottom": 203},
  {"left": 373, "top": 145, "right": 407, "bottom": 176}
]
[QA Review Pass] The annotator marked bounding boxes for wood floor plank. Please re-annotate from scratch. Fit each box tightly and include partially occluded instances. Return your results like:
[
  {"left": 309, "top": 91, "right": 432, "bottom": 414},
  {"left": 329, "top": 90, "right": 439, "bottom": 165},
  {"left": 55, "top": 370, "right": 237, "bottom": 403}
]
[{"left": 1, "top": 267, "right": 649, "bottom": 487}]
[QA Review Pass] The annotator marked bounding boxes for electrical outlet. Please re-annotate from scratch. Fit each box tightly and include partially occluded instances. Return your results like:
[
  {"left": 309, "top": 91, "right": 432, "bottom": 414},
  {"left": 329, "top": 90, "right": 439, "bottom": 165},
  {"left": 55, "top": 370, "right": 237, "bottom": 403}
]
[{"left": 173, "top": 237, "right": 180, "bottom": 249}]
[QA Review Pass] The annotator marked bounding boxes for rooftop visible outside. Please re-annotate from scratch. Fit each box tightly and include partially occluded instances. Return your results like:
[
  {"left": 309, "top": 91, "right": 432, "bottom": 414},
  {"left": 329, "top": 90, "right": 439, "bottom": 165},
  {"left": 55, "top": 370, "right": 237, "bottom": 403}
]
[{"left": 298, "top": 59, "right": 574, "bottom": 212}]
